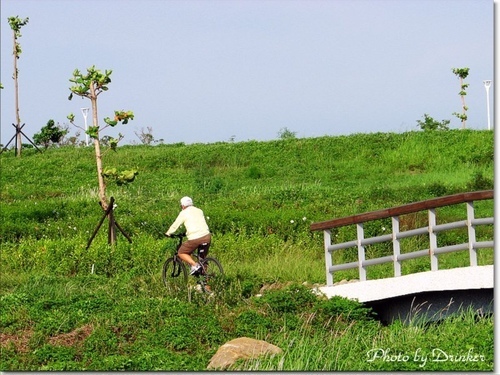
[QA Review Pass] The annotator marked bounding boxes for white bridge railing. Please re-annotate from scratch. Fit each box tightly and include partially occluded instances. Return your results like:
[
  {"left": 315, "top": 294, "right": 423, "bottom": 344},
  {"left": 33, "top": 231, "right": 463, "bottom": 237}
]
[{"left": 310, "top": 190, "right": 494, "bottom": 286}]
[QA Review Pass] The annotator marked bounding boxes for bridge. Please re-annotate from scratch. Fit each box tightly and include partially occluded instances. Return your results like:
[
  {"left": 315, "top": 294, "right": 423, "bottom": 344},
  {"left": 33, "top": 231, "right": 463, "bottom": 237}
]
[{"left": 310, "top": 190, "right": 494, "bottom": 324}]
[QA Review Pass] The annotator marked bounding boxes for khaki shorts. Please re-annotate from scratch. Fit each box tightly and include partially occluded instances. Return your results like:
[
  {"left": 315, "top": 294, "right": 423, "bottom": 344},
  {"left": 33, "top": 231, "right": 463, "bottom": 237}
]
[{"left": 179, "top": 234, "right": 211, "bottom": 259}]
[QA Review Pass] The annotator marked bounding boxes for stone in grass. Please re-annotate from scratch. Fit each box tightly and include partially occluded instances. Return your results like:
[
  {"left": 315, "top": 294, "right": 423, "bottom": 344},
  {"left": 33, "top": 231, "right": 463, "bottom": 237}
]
[{"left": 207, "top": 337, "right": 283, "bottom": 370}]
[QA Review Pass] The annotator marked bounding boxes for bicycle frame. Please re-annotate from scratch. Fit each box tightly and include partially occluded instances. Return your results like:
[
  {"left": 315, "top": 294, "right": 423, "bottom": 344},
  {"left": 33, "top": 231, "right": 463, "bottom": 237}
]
[
  {"left": 163, "top": 232, "right": 223, "bottom": 295},
  {"left": 167, "top": 232, "right": 208, "bottom": 264}
]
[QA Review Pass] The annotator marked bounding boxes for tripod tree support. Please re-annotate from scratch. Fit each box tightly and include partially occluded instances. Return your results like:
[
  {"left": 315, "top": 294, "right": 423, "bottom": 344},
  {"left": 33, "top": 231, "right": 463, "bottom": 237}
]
[
  {"left": 0, "top": 123, "right": 42, "bottom": 154},
  {"left": 86, "top": 197, "right": 132, "bottom": 250}
]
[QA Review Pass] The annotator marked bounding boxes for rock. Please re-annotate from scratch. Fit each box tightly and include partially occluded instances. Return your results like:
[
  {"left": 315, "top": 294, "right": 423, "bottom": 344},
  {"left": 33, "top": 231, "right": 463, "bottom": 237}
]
[{"left": 207, "top": 337, "right": 283, "bottom": 370}]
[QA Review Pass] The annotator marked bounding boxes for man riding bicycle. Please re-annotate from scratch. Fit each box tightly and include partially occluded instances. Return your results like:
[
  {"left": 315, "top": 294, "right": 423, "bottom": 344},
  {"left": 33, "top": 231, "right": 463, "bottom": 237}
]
[{"left": 165, "top": 196, "right": 211, "bottom": 275}]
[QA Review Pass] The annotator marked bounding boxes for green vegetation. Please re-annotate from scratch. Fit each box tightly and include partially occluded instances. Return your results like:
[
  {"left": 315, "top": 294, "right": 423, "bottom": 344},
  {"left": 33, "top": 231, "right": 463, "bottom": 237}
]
[
  {"left": 416, "top": 114, "right": 450, "bottom": 131},
  {"left": 33, "top": 120, "right": 68, "bottom": 149},
  {"left": 67, "top": 66, "right": 135, "bottom": 213},
  {"left": 0, "top": 130, "right": 494, "bottom": 371},
  {"left": 452, "top": 67, "right": 470, "bottom": 128}
]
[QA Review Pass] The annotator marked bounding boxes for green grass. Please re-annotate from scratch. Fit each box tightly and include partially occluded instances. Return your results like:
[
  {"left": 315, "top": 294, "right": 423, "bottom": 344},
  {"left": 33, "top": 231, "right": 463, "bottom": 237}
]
[
  {"left": 0, "top": 129, "right": 494, "bottom": 370},
  {"left": 0, "top": 276, "right": 492, "bottom": 371},
  {"left": 232, "top": 308, "right": 493, "bottom": 371}
]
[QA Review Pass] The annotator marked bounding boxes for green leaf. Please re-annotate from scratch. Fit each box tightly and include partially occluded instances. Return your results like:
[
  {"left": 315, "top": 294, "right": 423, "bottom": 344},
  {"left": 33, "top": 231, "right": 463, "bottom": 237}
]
[
  {"left": 104, "top": 117, "right": 118, "bottom": 126},
  {"left": 87, "top": 126, "right": 99, "bottom": 139},
  {"left": 102, "top": 167, "right": 117, "bottom": 177},
  {"left": 109, "top": 139, "right": 118, "bottom": 151}
]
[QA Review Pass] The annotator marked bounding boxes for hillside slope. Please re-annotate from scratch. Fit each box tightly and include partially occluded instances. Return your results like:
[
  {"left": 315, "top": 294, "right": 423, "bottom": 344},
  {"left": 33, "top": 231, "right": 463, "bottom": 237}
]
[{"left": 1, "top": 130, "right": 493, "bottom": 242}]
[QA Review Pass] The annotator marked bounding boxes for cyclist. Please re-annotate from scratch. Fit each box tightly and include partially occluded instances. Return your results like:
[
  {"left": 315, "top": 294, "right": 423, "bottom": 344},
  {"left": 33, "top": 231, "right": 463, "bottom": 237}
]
[{"left": 165, "top": 196, "right": 211, "bottom": 275}]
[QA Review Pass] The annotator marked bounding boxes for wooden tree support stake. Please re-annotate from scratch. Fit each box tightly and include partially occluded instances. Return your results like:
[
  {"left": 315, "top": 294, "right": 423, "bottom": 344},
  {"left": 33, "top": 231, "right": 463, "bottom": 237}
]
[
  {"left": 86, "top": 196, "right": 132, "bottom": 250},
  {"left": 0, "top": 123, "right": 42, "bottom": 154}
]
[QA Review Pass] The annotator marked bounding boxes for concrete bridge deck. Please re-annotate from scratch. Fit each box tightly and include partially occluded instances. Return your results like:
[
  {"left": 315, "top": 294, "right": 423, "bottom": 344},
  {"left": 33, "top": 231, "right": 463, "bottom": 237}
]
[{"left": 318, "top": 265, "right": 494, "bottom": 324}]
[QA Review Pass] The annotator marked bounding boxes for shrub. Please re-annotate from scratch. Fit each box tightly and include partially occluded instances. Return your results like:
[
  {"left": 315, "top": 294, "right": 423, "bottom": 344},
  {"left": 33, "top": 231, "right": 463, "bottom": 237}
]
[
  {"left": 246, "top": 165, "right": 263, "bottom": 179},
  {"left": 426, "top": 182, "right": 449, "bottom": 197},
  {"left": 256, "top": 284, "right": 318, "bottom": 314},
  {"left": 416, "top": 114, "right": 450, "bottom": 131},
  {"left": 466, "top": 171, "right": 493, "bottom": 191},
  {"left": 234, "top": 310, "right": 273, "bottom": 336}
]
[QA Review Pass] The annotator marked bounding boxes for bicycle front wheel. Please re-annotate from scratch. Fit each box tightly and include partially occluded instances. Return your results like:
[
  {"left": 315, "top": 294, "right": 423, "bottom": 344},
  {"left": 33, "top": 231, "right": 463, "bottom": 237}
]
[
  {"left": 162, "top": 257, "right": 188, "bottom": 293},
  {"left": 198, "top": 257, "right": 225, "bottom": 293}
]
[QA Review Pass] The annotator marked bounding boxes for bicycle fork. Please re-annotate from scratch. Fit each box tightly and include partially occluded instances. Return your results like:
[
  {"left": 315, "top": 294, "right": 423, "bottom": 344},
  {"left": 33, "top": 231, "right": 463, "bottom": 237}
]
[{"left": 170, "top": 256, "right": 184, "bottom": 278}]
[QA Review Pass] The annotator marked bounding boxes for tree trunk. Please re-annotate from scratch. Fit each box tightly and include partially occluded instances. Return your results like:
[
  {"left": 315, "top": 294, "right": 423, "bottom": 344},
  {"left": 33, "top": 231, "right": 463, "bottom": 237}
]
[
  {"left": 92, "top": 105, "right": 115, "bottom": 245},
  {"left": 89, "top": 85, "right": 108, "bottom": 211},
  {"left": 13, "top": 31, "right": 21, "bottom": 156},
  {"left": 459, "top": 77, "right": 467, "bottom": 129},
  {"left": 94, "top": 137, "right": 108, "bottom": 211}
]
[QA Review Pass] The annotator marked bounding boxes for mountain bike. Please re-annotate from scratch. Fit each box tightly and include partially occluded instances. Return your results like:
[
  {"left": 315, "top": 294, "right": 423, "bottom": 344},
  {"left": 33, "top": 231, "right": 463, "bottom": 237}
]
[{"left": 162, "top": 233, "right": 224, "bottom": 296}]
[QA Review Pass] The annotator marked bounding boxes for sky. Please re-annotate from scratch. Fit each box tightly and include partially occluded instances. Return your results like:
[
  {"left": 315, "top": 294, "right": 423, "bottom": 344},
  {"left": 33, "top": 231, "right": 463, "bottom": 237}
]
[{"left": 0, "top": 0, "right": 495, "bottom": 146}]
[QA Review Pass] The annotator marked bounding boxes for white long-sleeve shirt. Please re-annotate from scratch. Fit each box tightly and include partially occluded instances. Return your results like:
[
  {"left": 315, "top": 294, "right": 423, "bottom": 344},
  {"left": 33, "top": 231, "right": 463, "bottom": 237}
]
[{"left": 166, "top": 206, "right": 210, "bottom": 240}]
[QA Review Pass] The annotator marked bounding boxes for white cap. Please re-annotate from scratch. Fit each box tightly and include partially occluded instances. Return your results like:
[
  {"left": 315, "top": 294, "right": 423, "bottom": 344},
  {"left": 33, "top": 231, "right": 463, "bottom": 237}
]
[{"left": 180, "top": 196, "right": 193, "bottom": 207}]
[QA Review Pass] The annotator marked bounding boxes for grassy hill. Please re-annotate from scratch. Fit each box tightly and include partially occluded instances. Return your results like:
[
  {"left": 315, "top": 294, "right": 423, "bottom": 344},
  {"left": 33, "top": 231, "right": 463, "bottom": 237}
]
[{"left": 0, "top": 130, "right": 494, "bottom": 371}]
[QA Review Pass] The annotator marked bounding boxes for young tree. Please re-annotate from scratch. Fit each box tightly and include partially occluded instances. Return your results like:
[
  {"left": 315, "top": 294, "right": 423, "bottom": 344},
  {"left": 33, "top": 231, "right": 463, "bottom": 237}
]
[
  {"left": 452, "top": 67, "right": 470, "bottom": 129},
  {"left": 63, "top": 130, "right": 84, "bottom": 146},
  {"left": 278, "top": 127, "right": 297, "bottom": 139},
  {"left": 33, "top": 119, "right": 68, "bottom": 149},
  {"left": 56, "top": 123, "right": 83, "bottom": 146},
  {"left": 416, "top": 114, "right": 450, "bottom": 131},
  {"left": 67, "top": 66, "right": 135, "bottom": 211},
  {"left": 8, "top": 15, "right": 29, "bottom": 156},
  {"left": 134, "top": 126, "right": 155, "bottom": 145}
]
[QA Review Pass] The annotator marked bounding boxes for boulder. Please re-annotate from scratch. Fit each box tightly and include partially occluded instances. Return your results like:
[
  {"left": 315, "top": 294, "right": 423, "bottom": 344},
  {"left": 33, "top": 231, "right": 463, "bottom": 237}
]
[{"left": 207, "top": 337, "right": 283, "bottom": 370}]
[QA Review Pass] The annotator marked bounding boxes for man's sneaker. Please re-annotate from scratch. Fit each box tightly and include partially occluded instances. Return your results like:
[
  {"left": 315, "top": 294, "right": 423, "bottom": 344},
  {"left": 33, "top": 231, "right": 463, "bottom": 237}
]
[{"left": 190, "top": 263, "right": 202, "bottom": 275}]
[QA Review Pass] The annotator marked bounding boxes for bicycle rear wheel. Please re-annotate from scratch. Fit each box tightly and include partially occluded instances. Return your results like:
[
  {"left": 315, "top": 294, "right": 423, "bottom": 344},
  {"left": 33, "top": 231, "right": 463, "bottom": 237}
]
[
  {"left": 162, "top": 257, "right": 188, "bottom": 293},
  {"left": 197, "top": 257, "right": 224, "bottom": 294}
]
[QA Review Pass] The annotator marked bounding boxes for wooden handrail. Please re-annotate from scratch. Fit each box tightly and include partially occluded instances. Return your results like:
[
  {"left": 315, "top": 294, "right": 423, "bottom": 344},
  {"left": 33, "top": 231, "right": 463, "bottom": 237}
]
[{"left": 310, "top": 190, "right": 494, "bottom": 232}]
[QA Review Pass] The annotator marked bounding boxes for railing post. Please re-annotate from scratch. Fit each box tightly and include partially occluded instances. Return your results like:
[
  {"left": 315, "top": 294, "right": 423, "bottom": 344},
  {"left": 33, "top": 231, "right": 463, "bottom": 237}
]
[
  {"left": 466, "top": 201, "right": 478, "bottom": 267},
  {"left": 392, "top": 216, "right": 401, "bottom": 277},
  {"left": 357, "top": 223, "right": 367, "bottom": 281},
  {"left": 428, "top": 208, "right": 439, "bottom": 271},
  {"left": 324, "top": 230, "right": 334, "bottom": 285}
]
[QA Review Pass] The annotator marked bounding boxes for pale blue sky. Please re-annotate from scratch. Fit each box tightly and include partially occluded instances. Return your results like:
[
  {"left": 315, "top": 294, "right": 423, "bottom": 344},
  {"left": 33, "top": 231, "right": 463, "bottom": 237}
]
[{"left": 0, "top": 0, "right": 495, "bottom": 145}]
